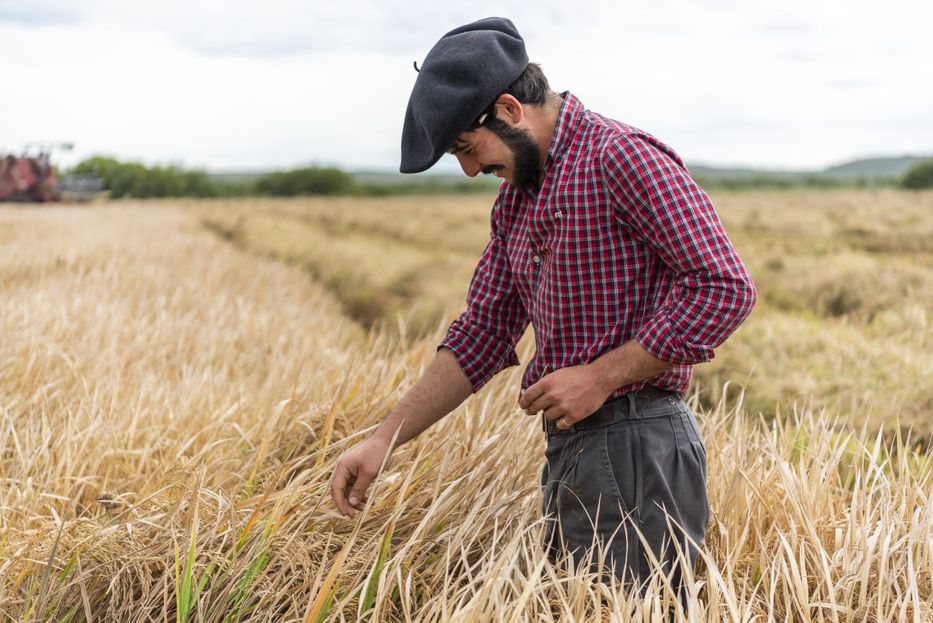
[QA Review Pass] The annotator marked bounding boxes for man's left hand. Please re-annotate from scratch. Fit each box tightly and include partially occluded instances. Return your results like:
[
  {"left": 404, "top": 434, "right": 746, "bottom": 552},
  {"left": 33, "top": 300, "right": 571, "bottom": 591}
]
[{"left": 518, "top": 364, "right": 613, "bottom": 430}]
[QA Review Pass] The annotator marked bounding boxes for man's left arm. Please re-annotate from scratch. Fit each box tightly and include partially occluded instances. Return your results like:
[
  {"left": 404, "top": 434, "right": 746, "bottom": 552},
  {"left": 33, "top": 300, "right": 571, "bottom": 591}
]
[
  {"left": 603, "top": 133, "right": 758, "bottom": 369},
  {"left": 520, "top": 133, "right": 757, "bottom": 426}
]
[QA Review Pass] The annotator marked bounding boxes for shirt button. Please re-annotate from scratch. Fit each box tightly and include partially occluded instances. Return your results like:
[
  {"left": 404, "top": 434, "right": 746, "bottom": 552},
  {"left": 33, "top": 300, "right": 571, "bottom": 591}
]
[
  {"left": 532, "top": 255, "right": 541, "bottom": 264},
  {"left": 554, "top": 210, "right": 562, "bottom": 218}
]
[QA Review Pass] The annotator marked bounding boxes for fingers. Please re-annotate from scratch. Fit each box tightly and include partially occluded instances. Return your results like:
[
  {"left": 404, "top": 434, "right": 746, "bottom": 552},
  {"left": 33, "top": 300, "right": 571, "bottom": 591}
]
[
  {"left": 331, "top": 465, "right": 376, "bottom": 518},
  {"left": 330, "top": 457, "right": 379, "bottom": 519},
  {"left": 330, "top": 462, "right": 354, "bottom": 517},
  {"left": 543, "top": 405, "right": 569, "bottom": 423},
  {"left": 347, "top": 468, "right": 376, "bottom": 514},
  {"left": 330, "top": 437, "right": 393, "bottom": 519},
  {"left": 520, "top": 381, "right": 555, "bottom": 415},
  {"left": 524, "top": 394, "right": 555, "bottom": 416},
  {"left": 348, "top": 492, "right": 369, "bottom": 512},
  {"left": 518, "top": 382, "right": 545, "bottom": 410}
]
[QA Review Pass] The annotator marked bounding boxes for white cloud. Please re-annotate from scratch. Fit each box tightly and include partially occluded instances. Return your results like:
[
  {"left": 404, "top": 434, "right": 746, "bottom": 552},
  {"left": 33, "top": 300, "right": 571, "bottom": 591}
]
[{"left": 1, "top": 0, "right": 931, "bottom": 171}]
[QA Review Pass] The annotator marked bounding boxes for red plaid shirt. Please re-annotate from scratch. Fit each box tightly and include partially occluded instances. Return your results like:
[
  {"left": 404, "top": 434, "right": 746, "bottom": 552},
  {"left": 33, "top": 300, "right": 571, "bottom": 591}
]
[{"left": 439, "top": 92, "right": 757, "bottom": 399}]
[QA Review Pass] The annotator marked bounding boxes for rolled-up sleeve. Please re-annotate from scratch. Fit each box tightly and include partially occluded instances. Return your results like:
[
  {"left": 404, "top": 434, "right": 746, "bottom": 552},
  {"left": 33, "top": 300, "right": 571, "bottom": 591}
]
[
  {"left": 439, "top": 200, "right": 530, "bottom": 392},
  {"left": 602, "top": 134, "right": 758, "bottom": 364}
]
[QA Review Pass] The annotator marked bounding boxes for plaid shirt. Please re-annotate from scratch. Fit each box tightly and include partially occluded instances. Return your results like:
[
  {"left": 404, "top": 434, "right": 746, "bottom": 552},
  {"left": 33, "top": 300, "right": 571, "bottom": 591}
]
[{"left": 439, "top": 92, "right": 757, "bottom": 399}]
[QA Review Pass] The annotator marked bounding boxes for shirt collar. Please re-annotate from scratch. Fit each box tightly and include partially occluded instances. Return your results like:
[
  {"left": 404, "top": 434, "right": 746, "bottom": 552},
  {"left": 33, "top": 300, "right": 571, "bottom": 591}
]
[{"left": 545, "top": 91, "right": 585, "bottom": 167}]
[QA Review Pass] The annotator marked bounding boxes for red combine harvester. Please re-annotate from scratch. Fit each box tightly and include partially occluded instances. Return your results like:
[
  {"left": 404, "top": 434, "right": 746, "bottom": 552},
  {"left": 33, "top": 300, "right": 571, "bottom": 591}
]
[
  {"left": 0, "top": 147, "right": 60, "bottom": 202},
  {"left": 1, "top": 142, "right": 104, "bottom": 203}
]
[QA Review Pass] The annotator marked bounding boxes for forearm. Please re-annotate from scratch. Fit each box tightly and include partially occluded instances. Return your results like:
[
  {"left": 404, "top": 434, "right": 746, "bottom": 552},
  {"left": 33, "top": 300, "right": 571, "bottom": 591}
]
[
  {"left": 372, "top": 347, "right": 473, "bottom": 449},
  {"left": 587, "top": 339, "right": 676, "bottom": 395}
]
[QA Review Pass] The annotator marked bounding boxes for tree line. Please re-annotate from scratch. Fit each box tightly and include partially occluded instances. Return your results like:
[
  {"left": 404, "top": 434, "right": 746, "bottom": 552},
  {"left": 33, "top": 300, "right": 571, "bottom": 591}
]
[
  {"left": 70, "top": 156, "right": 933, "bottom": 200},
  {"left": 69, "top": 157, "right": 496, "bottom": 199}
]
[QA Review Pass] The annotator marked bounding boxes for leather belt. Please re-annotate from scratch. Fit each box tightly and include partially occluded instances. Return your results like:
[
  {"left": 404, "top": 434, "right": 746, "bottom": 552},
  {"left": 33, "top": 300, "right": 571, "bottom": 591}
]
[{"left": 541, "top": 385, "right": 681, "bottom": 435}]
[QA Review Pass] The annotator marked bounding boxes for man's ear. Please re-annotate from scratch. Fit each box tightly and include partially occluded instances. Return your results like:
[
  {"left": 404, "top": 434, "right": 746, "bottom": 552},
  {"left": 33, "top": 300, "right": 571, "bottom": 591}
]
[{"left": 494, "top": 93, "right": 523, "bottom": 125}]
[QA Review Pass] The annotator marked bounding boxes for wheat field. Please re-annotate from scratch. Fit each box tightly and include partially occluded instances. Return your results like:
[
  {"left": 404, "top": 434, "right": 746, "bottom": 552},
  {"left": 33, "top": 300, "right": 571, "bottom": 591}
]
[
  {"left": 197, "top": 189, "right": 933, "bottom": 434},
  {"left": 1, "top": 192, "right": 931, "bottom": 621}
]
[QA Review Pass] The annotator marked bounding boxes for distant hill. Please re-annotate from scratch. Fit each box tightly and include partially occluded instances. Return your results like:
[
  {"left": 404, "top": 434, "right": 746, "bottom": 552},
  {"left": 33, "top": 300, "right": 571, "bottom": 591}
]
[
  {"left": 688, "top": 155, "right": 933, "bottom": 182},
  {"left": 686, "top": 164, "right": 806, "bottom": 181},
  {"left": 821, "top": 156, "right": 931, "bottom": 177}
]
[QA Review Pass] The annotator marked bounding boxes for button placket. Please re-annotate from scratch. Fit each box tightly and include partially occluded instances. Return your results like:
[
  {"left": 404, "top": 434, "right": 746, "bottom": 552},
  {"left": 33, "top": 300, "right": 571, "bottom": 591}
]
[{"left": 530, "top": 248, "right": 544, "bottom": 311}]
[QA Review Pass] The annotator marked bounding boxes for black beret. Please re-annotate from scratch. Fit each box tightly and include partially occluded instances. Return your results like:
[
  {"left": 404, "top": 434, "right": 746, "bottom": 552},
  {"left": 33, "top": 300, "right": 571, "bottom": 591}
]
[{"left": 400, "top": 17, "right": 528, "bottom": 173}]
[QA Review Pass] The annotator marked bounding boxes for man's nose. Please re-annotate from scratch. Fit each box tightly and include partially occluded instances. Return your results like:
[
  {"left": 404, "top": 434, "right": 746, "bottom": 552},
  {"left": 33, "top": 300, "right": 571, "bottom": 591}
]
[{"left": 456, "top": 153, "right": 481, "bottom": 177}]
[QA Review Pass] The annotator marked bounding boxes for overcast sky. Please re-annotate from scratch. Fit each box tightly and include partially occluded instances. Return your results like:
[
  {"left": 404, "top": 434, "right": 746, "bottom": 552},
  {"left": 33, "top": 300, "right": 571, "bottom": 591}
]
[{"left": 2, "top": 0, "right": 931, "bottom": 173}]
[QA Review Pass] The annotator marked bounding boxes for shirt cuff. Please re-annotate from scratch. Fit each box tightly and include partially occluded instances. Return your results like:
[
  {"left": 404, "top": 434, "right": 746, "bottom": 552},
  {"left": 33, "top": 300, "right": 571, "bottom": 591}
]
[
  {"left": 634, "top": 311, "right": 714, "bottom": 365},
  {"left": 438, "top": 318, "right": 521, "bottom": 393}
]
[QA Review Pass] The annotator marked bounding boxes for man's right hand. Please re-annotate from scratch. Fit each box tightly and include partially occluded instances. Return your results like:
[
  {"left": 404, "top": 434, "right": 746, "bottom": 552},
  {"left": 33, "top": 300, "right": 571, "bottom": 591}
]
[
  {"left": 330, "top": 435, "right": 392, "bottom": 518},
  {"left": 328, "top": 348, "right": 473, "bottom": 519}
]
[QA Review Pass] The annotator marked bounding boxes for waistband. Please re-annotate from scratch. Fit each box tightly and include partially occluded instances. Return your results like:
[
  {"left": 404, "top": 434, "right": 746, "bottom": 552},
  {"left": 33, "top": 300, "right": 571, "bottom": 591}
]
[{"left": 542, "top": 385, "right": 682, "bottom": 435}]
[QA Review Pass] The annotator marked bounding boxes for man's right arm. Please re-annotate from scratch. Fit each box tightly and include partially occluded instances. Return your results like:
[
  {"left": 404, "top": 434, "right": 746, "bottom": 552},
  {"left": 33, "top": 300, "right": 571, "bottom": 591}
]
[
  {"left": 330, "top": 197, "right": 528, "bottom": 518},
  {"left": 374, "top": 346, "right": 473, "bottom": 448}
]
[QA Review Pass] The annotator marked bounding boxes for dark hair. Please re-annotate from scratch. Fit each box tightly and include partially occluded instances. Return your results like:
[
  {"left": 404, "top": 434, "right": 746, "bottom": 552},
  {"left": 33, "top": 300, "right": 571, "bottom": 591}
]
[
  {"left": 465, "top": 63, "right": 553, "bottom": 131},
  {"left": 503, "top": 62, "right": 552, "bottom": 105}
]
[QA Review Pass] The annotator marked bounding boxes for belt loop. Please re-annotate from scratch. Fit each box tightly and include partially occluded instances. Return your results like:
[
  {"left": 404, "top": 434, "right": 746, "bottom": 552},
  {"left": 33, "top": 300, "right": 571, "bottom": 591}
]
[{"left": 626, "top": 391, "right": 638, "bottom": 420}]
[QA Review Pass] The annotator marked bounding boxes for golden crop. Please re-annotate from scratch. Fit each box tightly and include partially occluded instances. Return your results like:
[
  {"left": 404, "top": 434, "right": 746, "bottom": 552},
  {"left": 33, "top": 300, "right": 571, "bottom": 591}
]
[
  {"left": 199, "top": 189, "right": 933, "bottom": 434},
  {"left": 1, "top": 191, "right": 931, "bottom": 621}
]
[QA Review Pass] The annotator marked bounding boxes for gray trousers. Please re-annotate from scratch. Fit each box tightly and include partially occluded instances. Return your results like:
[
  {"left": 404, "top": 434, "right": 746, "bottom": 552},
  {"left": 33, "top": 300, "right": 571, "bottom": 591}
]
[{"left": 540, "top": 389, "right": 709, "bottom": 593}]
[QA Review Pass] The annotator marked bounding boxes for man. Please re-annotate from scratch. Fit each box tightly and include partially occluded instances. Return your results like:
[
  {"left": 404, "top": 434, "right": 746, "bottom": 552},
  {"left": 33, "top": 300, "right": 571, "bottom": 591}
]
[{"left": 330, "top": 17, "right": 757, "bottom": 594}]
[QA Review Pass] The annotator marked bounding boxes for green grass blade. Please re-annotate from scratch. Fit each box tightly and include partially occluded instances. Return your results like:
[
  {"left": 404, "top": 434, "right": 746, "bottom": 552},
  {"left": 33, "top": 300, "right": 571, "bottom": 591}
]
[
  {"left": 360, "top": 527, "right": 392, "bottom": 615},
  {"left": 180, "top": 515, "right": 199, "bottom": 623},
  {"left": 58, "top": 552, "right": 78, "bottom": 584},
  {"left": 313, "top": 590, "right": 335, "bottom": 623},
  {"left": 57, "top": 603, "right": 82, "bottom": 623},
  {"left": 35, "top": 520, "right": 66, "bottom": 619},
  {"left": 173, "top": 540, "right": 181, "bottom": 623}
]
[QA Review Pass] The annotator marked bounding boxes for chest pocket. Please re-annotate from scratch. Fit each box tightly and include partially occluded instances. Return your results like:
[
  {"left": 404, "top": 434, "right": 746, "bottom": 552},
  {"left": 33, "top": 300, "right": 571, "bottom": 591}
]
[{"left": 547, "top": 185, "right": 612, "bottom": 267}]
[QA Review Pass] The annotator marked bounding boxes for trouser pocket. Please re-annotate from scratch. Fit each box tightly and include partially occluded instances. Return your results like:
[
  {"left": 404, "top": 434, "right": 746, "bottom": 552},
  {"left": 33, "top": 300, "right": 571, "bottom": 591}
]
[
  {"left": 631, "top": 408, "right": 710, "bottom": 585},
  {"left": 541, "top": 434, "right": 582, "bottom": 561},
  {"left": 540, "top": 427, "right": 643, "bottom": 585},
  {"left": 602, "top": 420, "right": 642, "bottom": 524}
]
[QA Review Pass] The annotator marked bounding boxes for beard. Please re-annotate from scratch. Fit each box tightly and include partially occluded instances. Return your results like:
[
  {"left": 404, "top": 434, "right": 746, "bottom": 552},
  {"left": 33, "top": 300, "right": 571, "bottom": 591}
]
[{"left": 484, "top": 117, "right": 541, "bottom": 190}]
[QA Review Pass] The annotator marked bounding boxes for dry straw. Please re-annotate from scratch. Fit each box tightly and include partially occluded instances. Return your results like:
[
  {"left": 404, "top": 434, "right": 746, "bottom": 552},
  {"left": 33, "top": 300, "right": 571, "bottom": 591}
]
[{"left": 0, "top": 202, "right": 930, "bottom": 621}]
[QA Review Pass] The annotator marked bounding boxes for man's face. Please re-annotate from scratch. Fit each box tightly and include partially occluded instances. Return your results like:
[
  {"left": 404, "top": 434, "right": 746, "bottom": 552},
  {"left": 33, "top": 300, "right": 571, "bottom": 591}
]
[{"left": 447, "top": 119, "right": 540, "bottom": 189}]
